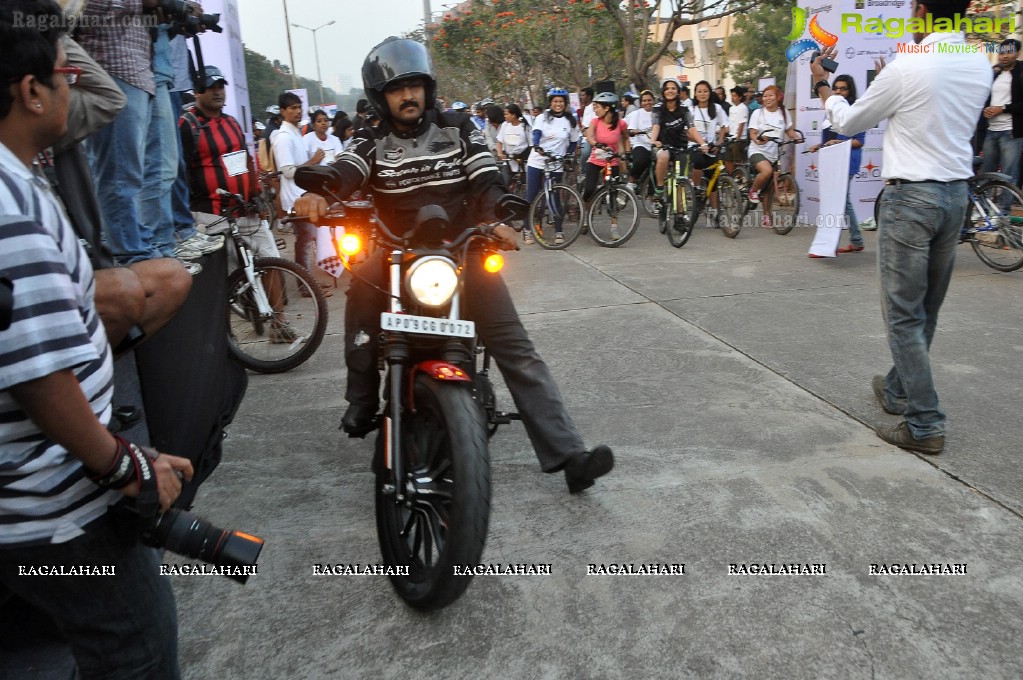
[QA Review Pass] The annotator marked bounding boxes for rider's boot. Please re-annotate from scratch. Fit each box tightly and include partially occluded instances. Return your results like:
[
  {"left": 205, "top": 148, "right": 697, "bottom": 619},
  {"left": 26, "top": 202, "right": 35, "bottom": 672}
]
[{"left": 563, "top": 445, "right": 615, "bottom": 494}]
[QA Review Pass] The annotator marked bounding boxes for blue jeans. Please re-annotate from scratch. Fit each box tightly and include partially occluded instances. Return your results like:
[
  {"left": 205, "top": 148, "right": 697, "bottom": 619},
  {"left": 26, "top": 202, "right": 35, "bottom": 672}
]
[
  {"left": 844, "top": 175, "right": 863, "bottom": 246},
  {"left": 0, "top": 513, "right": 180, "bottom": 679},
  {"left": 980, "top": 130, "right": 1023, "bottom": 208},
  {"left": 876, "top": 181, "right": 965, "bottom": 439},
  {"left": 293, "top": 221, "right": 317, "bottom": 272},
  {"left": 169, "top": 90, "right": 197, "bottom": 242},
  {"left": 88, "top": 78, "right": 161, "bottom": 264},
  {"left": 140, "top": 83, "right": 179, "bottom": 256}
]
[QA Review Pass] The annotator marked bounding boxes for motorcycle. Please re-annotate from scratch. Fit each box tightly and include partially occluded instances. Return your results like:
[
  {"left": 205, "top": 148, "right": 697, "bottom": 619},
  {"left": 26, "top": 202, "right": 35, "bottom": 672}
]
[{"left": 295, "top": 166, "right": 530, "bottom": 610}]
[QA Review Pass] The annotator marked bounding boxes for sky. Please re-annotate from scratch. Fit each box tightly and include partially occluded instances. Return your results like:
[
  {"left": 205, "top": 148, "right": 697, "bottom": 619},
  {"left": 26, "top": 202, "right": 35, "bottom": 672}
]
[{"left": 236, "top": 0, "right": 432, "bottom": 95}]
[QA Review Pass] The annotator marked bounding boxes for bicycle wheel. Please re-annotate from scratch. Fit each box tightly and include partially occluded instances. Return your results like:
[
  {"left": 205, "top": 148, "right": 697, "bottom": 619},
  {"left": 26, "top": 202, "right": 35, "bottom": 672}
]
[
  {"left": 730, "top": 166, "right": 751, "bottom": 193},
  {"left": 771, "top": 173, "right": 801, "bottom": 235},
  {"left": 969, "top": 179, "right": 1023, "bottom": 271},
  {"left": 716, "top": 175, "right": 743, "bottom": 238},
  {"left": 227, "top": 257, "right": 328, "bottom": 373},
  {"left": 587, "top": 185, "right": 640, "bottom": 247},
  {"left": 667, "top": 178, "right": 696, "bottom": 248},
  {"left": 528, "top": 183, "right": 584, "bottom": 250}
]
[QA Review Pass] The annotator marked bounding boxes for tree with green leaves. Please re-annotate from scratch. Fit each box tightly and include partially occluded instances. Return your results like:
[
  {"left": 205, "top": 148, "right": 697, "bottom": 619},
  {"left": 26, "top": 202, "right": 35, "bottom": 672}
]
[
  {"left": 725, "top": 0, "right": 795, "bottom": 92},
  {"left": 244, "top": 47, "right": 342, "bottom": 116}
]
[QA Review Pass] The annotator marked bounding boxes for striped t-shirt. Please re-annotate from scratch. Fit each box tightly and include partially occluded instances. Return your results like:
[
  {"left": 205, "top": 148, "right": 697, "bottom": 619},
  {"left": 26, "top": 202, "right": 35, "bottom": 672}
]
[{"left": 0, "top": 141, "right": 119, "bottom": 548}]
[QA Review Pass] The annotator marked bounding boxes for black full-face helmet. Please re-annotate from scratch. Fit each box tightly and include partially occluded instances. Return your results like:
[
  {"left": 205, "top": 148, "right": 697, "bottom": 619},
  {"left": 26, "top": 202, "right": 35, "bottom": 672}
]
[{"left": 361, "top": 37, "right": 437, "bottom": 123}]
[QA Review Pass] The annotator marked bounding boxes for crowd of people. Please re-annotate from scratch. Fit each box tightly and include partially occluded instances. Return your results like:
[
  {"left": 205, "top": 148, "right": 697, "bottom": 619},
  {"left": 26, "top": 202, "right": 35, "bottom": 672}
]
[{"left": 0, "top": 0, "right": 1009, "bottom": 674}]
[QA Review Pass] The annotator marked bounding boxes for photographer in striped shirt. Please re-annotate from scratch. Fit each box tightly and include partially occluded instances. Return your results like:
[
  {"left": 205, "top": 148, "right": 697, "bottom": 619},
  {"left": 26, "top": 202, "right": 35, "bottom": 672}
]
[{"left": 0, "top": 2, "right": 192, "bottom": 677}]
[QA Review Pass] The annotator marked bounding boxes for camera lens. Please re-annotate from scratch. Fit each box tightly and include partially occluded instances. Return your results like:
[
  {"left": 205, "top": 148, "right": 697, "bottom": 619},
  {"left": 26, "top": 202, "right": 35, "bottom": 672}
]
[{"left": 145, "top": 509, "right": 264, "bottom": 583}]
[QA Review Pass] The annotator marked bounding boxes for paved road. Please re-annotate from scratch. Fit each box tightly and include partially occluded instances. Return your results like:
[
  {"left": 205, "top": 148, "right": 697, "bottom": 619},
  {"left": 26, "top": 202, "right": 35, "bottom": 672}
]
[{"left": 171, "top": 216, "right": 1023, "bottom": 679}]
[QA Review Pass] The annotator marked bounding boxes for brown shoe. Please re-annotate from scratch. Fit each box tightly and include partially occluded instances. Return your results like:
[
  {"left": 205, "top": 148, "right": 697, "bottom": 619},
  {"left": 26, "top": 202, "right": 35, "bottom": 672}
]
[
  {"left": 874, "top": 421, "right": 944, "bottom": 455},
  {"left": 872, "top": 375, "right": 905, "bottom": 415}
]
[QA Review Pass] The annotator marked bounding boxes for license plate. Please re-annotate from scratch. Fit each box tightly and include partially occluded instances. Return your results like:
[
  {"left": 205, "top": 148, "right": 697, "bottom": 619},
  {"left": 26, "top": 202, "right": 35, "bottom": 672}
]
[{"left": 380, "top": 313, "right": 475, "bottom": 338}]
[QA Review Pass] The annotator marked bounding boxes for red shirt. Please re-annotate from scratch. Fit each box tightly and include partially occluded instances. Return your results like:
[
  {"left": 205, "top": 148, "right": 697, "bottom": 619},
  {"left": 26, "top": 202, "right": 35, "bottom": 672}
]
[
  {"left": 180, "top": 109, "right": 256, "bottom": 215},
  {"left": 587, "top": 118, "right": 628, "bottom": 167}
]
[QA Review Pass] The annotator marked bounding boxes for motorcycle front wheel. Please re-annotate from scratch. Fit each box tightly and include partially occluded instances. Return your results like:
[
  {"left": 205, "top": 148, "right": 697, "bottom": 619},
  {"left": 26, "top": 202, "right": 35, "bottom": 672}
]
[{"left": 375, "top": 374, "right": 491, "bottom": 610}]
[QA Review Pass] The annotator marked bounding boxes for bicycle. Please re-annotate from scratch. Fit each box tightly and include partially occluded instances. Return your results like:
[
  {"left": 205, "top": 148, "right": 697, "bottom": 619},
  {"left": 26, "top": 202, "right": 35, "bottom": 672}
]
[
  {"left": 627, "top": 129, "right": 661, "bottom": 218},
  {"left": 527, "top": 149, "right": 584, "bottom": 250},
  {"left": 740, "top": 129, "right": 804, "bottom": 235},
  {"left": 211, "top": 190, "right": 328, "bottom": 373},
  {"left": 654, "top": 144, "right": 699, "bottom": 248},
  {"left": 873, "top": 173, "right": 1023, "bottom": 272},
  {"left": 584, "top": 145, "right": 641, "bottom": 247},
  {"left": 687, "top": 142, "right": 744, "bottom": 239}
]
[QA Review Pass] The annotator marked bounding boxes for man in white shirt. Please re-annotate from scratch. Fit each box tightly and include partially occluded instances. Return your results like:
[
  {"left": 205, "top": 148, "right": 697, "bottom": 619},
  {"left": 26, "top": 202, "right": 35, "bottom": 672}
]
[
  {"left": 271, "top": 92, "right": 325, "bottom": 279},
  {"left": 980, "top": 38, "right": 1023, "bottom": 207},
  {"left": 812, "top": 0, "right": 989, "bottom": 455}
]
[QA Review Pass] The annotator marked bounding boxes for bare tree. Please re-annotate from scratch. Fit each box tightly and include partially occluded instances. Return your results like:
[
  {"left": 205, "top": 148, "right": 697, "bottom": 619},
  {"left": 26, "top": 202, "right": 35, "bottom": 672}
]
[{"left": 604, "top": 0, "right": 770, "bottom": 89}]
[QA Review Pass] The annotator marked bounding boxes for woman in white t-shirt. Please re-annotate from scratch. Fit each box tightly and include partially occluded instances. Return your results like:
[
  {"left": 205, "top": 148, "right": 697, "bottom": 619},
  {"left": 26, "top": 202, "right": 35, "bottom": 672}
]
[
  {"left": 625, "top": 89, "right": 656, "bottom": 187},
  {"left": 689, "top": 80, "right": 729, "bottom": 189},
  {"left": 523, "top": 87, "right": 581, "bottom": 244},
  {"left": 303, "top": 110, "right": 344, "bottom": 165},
  {"left": 746, "top": 85, "right": 802, "bottom": 226},
  {"left": 495, "top": 103, "right": 530, "bottom": 171}
]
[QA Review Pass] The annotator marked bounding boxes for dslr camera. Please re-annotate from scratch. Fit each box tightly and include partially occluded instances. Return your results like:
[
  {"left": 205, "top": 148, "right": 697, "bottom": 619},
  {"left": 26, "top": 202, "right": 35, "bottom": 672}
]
[
  {"left": 114, "top": 500, "right": 264, "bottom": 584},
  {"left": 158, "top": 0, "right": 222, "bottom": 38}
]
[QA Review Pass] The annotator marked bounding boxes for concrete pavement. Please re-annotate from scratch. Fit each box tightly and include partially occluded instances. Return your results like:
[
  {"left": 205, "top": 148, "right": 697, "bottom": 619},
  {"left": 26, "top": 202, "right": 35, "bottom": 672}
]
[{"left": 170, "top": 216, "right": 1023, "bottom": 679}]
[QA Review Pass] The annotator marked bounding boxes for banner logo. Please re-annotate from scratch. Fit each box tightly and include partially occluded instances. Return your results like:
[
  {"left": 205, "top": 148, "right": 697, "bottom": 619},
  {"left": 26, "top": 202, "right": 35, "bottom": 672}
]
[{"left": 785, "top": 7, "right": 839, "bottom": 62}]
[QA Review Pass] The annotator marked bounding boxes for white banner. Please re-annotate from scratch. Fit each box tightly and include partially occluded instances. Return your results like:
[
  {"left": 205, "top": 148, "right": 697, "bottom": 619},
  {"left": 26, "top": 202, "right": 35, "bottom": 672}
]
[
  {"left": 809, "top": 141, "right": 851, "bottom": 256},
  {"left": 788, "top": 0, "right": 899, "bottom": 229}
]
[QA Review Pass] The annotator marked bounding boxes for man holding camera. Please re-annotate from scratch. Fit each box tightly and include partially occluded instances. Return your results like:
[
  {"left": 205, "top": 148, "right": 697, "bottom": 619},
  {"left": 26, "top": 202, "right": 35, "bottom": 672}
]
[{"left": 0, "top": 2, "right": 192, "bottom": 677}]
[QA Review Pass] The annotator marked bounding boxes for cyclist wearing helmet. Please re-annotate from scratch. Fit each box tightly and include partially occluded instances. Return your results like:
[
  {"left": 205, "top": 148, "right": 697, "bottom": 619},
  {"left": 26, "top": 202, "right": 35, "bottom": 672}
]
[
  {"left": 582, "top": 91, "right": 631, "bottom": 238},
  {"left": 294, "top": 38, "right": 614, "bottom": 494},
  {"left": 523, "top": 87, "right": 581, "bottom": 245},
  {"left": 450, "top": 100, "right": 469, "bottom": 113},
  {"left": 650, "top": 77, "right": 704, "bottom": 195}
]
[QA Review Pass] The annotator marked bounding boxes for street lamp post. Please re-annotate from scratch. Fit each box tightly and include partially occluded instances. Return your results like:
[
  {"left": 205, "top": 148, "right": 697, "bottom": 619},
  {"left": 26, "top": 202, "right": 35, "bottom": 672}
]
[
  {"left": 281, "top": 0, "right": 297, "bottom": 89},
  {"left": 291, "top": 20, "right": 336, "bottom": 106}
]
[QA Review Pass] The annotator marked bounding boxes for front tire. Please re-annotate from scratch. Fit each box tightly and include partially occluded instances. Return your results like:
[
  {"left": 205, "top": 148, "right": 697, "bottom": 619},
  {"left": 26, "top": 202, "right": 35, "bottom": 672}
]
[
  {"left": 716, "top": 175, "right": 743, "bottom": 238},
  {"left": 771, "top": 173, "right": 800, "bottom": 235},
  {"left": 587, "top": 185, "right": 640, "bottom": 247},
  {"left": 375, "top": 376, "right": 491, "bottom": 610},
  {"left": 227, "top": 258, "right": 328, "bottom": 373},
  {"left": 528, "top": 184, "right": 584, "bottom": 250},
  {"left": 667, "top": 178, "right": 696, "bottom": 248}
]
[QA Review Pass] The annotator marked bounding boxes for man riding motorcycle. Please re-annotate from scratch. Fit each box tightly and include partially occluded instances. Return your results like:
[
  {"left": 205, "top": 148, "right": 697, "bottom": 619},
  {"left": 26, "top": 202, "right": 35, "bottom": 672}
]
[{"left": 294, "top": 37, "right": 613, "bottom": 493}]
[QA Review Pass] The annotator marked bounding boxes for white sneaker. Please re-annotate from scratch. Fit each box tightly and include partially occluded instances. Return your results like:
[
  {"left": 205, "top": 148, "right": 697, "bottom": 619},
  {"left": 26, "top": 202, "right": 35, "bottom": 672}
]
[
  {"left": 554, "top": 232, "right": 565, "bottom": 244},
  {"left": 181, "top": 260, "right": 203, "bottom": 276},
  {"left": 859, "top": 217, "right": 877, "bottom": 231},
  {"left": 610, "top": 225, "right": 621, "bottom": 240},
  {"left": 626, "top": 182, "right": 636, "bottom": 191},
  {"left": 175, "top": 233, "right": 224, "bottom": 258},
  {"left": 707, "top": 208, "right": 718, "bottom": 225}
]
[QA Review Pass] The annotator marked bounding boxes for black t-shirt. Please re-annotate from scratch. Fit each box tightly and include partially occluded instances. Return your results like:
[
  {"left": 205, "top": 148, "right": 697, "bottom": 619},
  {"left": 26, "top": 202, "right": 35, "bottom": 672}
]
[{"left": 653, "top": 104, "right": 691, "bottom": 148}]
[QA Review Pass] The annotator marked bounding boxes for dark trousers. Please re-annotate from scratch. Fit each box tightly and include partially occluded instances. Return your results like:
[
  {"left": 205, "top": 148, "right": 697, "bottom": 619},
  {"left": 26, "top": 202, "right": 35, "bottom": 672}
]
[
  {"left": 0, "top": 513, "right": 180, "bottom": 680},
  {"left": 345, "top": 248, "right": 586, "bottom": 470},
  {"left": 630, "top": 147, "right": 651, "bottom": 183},
  {"left": 582, "top": 162, "right": 619, "bottom": 202}
]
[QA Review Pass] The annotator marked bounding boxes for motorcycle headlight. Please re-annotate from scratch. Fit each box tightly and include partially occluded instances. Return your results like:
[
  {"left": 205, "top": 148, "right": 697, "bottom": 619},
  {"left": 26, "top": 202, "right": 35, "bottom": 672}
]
[{"left": 406, "top": 257, "right": 459, "bottom": 307}]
